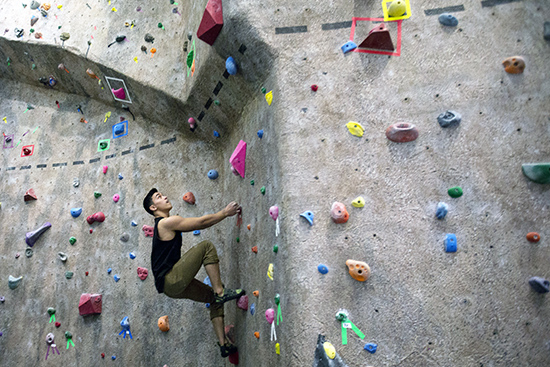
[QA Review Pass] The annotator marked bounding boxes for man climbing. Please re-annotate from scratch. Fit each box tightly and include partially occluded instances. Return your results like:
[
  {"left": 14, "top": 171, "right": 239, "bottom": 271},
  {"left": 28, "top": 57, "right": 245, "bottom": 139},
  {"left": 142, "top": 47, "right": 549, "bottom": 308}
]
[{"left": 143, "top": 188, "right": 245, "bottom": 358}]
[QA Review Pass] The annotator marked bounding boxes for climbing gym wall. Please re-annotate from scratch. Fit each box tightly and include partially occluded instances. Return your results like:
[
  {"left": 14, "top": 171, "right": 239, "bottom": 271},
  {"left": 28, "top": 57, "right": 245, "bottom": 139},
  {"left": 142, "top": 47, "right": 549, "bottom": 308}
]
[{"left": 1, "top": 0, "right": 549, "bottom": 366}]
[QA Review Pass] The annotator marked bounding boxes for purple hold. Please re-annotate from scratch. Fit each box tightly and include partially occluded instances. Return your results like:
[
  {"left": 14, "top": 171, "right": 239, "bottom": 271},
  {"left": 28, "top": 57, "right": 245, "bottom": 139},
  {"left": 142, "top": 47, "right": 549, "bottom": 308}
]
[{"left": 25, "top": 222, "right": 52, "bottom": 247}]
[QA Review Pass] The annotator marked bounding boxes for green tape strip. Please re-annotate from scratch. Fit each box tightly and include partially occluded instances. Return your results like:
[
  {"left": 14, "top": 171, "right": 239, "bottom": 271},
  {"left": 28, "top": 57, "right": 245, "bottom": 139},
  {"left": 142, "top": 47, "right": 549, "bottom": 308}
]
[
  {"left": 276, "top": 304, "right": 282, "bottom": 325},
  {"left": 49, "top": 315, "right": 55, "bottom": 323},
  {"left": 341, "top": 322, "right": 347, "bottom": 345},
  {"left": 66, "top": 338, "right": 75, "bottom": 349}
]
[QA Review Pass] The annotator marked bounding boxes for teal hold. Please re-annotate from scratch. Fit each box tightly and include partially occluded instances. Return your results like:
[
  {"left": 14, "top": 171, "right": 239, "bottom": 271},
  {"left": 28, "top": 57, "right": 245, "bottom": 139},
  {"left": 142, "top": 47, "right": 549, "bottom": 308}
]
[{"left": 522, "top": 163, "right": 550, "bottom": 184}]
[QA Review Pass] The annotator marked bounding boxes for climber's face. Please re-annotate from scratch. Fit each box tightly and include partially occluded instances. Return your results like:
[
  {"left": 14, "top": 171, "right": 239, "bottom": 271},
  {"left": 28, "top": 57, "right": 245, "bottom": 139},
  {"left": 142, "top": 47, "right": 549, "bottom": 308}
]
[{"left": 150, "top": 192, "right": 172, "bottom": 214}]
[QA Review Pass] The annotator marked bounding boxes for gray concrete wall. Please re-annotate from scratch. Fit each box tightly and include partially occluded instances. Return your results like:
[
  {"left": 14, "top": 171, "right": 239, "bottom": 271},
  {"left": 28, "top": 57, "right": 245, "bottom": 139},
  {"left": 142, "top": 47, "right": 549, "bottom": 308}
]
[{"left": 1, "top": 0, "right": 550, "bottom": 366}]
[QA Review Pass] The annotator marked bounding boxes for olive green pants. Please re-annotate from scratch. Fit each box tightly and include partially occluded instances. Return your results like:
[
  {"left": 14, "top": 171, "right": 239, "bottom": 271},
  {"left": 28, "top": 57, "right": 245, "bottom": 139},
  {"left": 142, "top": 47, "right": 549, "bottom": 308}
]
[{"left": 163, "top": 240, "right": 224, "bottom": 320}]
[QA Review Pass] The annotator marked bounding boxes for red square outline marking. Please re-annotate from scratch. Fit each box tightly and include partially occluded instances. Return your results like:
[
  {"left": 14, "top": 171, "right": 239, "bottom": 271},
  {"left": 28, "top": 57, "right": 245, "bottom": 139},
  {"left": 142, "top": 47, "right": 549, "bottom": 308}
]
[
  {"left": 350, "top": 17, "right": 402, "bottom": 56},
  {"left": 21, "top": 145, "right": 34, "bottom": 157}
]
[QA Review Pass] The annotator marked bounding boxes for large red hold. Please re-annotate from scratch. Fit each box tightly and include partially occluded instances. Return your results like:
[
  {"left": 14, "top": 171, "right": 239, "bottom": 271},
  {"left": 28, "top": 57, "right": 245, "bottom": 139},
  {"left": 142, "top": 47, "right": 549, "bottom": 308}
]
[
  {"left": 197, "top": 0, "right": 223, "bottom": 46},
  {"left": 358, "top": 23, "right": 395, "bottom": 51},
  {"left": 79, "top": 293, "right": 102, "bottom": 316},
  {"left": 87, "top": 212, "right": 106, "bottom": 224},
  {"left": 24, "top": 188, "right": 37, "bottom": 201}
]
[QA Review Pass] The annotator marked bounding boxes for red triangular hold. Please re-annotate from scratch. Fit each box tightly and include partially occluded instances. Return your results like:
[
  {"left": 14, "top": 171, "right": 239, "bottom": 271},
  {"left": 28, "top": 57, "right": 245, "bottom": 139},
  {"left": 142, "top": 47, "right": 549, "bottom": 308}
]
[
  {"left": 197, "top": 0, "right": 223, "bottom": 46},
  {"left": 228, "top": 350, "right": 239, "bottom": 365},
  {"left": 229, "top": 140, "right": 247, "bottom": 178},
  {"left": 24, "top": 188, "right": 37, "bottom": 201},
  {"left": 358, "top": 23, "right": 394, "bottom": 51}
]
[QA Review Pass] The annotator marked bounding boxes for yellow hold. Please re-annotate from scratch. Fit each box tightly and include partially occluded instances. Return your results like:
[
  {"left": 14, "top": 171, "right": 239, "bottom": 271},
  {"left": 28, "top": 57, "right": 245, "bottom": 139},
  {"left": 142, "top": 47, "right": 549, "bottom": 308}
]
[
  {"left": 323, "top": 342, "right": 336, "bottom": 359},
  {"left": 352, "top": 197, "right": 365, "bottom": 208},
  {"left": 388, "top": 0, "right": 407, "bottom": 17},
  {"left": 265, "top": 91, "right": 273, "bottom": 106},
  {"left": 133, "top": 57, "right": 138, "bottom": 63},
  {"left": 346, "top": 121, "right": 365, "bottom": 137},
  {"left": 267, "top": 263, "right": 274, "bottom": 280},
  {"left": 275, "top": 343, "right": 280, "bottom": 355}
]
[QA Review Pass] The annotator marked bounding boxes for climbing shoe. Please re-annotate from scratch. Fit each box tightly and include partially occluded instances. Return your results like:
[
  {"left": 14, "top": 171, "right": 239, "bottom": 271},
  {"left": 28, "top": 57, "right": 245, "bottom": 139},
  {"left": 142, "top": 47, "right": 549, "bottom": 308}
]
[
  {"left": 219, "top": 342, "right": 238, "bottom": 358},
  {"left": 214, "top": 288, "right": 245, "bottom": 304}
]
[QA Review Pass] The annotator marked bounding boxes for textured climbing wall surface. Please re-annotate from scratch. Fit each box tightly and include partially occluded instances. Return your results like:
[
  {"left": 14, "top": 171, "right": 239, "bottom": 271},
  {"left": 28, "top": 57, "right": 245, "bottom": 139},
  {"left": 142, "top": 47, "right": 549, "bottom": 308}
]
[{"left": 1, "top": 0, "right": 550, "bottom": 366}]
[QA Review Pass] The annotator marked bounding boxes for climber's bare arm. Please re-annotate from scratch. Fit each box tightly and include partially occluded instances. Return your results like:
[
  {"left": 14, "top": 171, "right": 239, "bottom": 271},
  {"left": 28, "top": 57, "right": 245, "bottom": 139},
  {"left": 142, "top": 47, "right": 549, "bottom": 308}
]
[{"left": 161, "top": 202, "right": 241, "bottom": 232}]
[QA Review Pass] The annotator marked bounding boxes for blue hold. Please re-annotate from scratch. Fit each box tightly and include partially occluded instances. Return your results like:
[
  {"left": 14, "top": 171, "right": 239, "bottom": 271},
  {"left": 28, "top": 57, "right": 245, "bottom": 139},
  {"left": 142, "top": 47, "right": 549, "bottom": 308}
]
[
  {"left": 129, "top": 252, "right": 136, "bottom": 259},
  {"left": 112, "top": 356, "right": 116, "bottom": 360},
  {"left": 114, "top": 274, "right": 121, "bottom": 282},
  {"left": 213, "top": 131, "right": 220, "bottom": 138},
  {"left": 257, "top": 129, "right": 264, "bottom": 139},
  {"left": 444, "top": 233, "right": 457, "bottom": 252},
  {"left": 204, "top": 276, "right": 212, "bottom": 286},
  {"left": 107, "top": 268, "right": 112, "bottom": 274},
  {"left": 439, "top": 13, "right": 459, "bottom": 27},
  {"left": 131, "top": 221, "right": 137, "bottom": 226},
  {"left": 250, "top": 303, "right": 256, "bottom": 316},
  {"left": 300, "top": 211, "right": 314, "bottom": 226},
  {"left": 114, "top": 123, "right": 125, "bottom": 135},
  {"left": 436, "top": 202, "right": 448, "bottom": 220},
  {"left": 317, "top": 264, "right": 329, "bottom": 274},
  {"left": 193, "top": 230, "right": 201, "bottom": 235},
  {"left": 226, "top": 57, "right": 237, "bottom": 75},
  {"left": 208, "top": 169, "right": 219, "bottom": 180},
  {"left": 205, "top": 303, "right": 210, "bottom": 308},
  {"left": 341, "top": 41, "right": 357, "bottom": 54},
  {"left": 118, "top": 173, "right": 124, "bottom": 180},
  {"left": 529, "top": 277, "right": 550, "bottom": 293},
  {"left": 70, "top": 207, "right": 82, "bottom": 218},
  {"left": 364, "top": 343, "right": 377, "bottom": 354}
]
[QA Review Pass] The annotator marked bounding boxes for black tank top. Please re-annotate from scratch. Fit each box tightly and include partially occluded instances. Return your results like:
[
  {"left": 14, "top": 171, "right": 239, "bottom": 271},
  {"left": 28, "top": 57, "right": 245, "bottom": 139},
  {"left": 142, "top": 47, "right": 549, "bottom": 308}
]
[{"left": 151, "top": 217, "right": 183, "bottom": 293}]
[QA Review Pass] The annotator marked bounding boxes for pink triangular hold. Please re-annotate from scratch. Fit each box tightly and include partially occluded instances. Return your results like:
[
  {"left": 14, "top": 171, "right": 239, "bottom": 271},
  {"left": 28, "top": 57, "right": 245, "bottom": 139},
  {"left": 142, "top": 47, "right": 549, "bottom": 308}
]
[
  {"left": 229, "top": 140, "right": 247, "bottom": 178},
  {"left": 197, "top": 0, "right": 223, "bottom": 46},
  {"left": 112, "top": 87, "right": 126, "bottom": 100}
]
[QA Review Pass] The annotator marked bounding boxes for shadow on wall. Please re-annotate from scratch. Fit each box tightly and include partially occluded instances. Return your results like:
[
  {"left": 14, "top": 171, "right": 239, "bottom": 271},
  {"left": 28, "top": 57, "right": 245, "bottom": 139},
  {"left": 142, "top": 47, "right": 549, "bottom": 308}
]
[{"left": 0, "top": 10, "right": 275, "bottom": 135}]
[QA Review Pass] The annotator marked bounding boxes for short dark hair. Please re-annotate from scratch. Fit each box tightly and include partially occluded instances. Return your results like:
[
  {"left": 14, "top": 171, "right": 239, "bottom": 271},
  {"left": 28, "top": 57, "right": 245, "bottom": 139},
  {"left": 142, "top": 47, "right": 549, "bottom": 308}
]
[{"left": 143, "top": 188, "right": 158, "bottom": 216}]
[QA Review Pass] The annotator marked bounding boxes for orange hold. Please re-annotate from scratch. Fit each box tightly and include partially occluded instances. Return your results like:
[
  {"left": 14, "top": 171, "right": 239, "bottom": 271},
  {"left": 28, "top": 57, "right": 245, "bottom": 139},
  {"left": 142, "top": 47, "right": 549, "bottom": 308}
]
[
  {"left": 331, "top": 202, "right": 349, "bottom": 224},
  {"left": 158, "top": 315, "right": 169, "bottom": 332},
  {"left": 251, "top": 246, "right": 258, "bottom": 253},
  {"left": 183, "top": 192, "right": 195, "bottom": 205},
  {"left": 253, "top": 290, "right": 259, "bottom": 297},
  {"left": 86, "top": 68, "right": 98, "bottom": 79},
  {"left": 247, "top": 224, "right": 251, "bottom": 230},
  {"left": 151, "top": 48, "right": 157, "bottom": 57},
  {"left": 502, "top": 56, "right": 525, "bottom": 74},
  {"left": 254, "top": 332, "right": 260, "bottom": 339},
  {"left": 345, "top": 259, "right": 371, "bottom": 282},
  {"left": 526, "top": 232, "right": 541, "bottom": 243}
]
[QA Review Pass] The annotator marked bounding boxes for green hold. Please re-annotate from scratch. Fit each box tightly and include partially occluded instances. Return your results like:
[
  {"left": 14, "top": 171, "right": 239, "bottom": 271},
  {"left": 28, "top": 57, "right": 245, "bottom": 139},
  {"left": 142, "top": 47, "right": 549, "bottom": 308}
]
[
  {"left": 94, "top": 191, "right": 102, "bottom": 198},
  {"left": 250, "top": 180, "right": 254, "bottom": 185},
  {"left": 260, "top": 186, "right": 266, "bottom": 195},
  {"left": 47, "top": 307, "right": 56, "bottom": 316},
  {"left": 522, "top": 163, "right": 550, "bottom": 184},
  {"left": 65, "top": 331, "right": 72, "bottom": 339},
  {"left": 273, "top": 244, "right": 278, "bottom": 253},
  {"left": 186, "top": 50, "right": 194, "bottom": 68},
  {"left": 448, "top": 186, "right": 463, "bottom": 198},
  {"left": 30, "top": 28, "right": 34, "bottom": 33},
  {"left": 214, "top": 100, "right": 220, "bottom": 106},
  {"left": 69, "top": 237, "right": 76, "bottom": 245},
  {"left": 65, "top": 271, "right": 74, "bottom": 279},
  {"left": 236, "top": 237, "right": 240, "bottom": 243},
  {"left": 31, "top": 64, "right": 36, "bottom": 70},
  {"left": 261, "top": 87, "right": 266, "bottom": 94},
  {"left": 58, "top": 26, "right": 61, "bottom": 29},
  {"left": 158, "top": 22, "right": 164, "bottom": 29}
]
